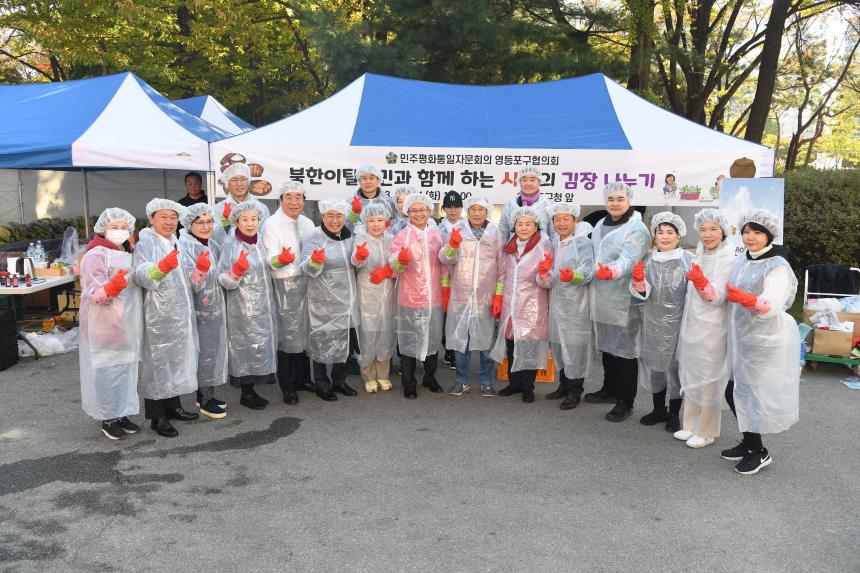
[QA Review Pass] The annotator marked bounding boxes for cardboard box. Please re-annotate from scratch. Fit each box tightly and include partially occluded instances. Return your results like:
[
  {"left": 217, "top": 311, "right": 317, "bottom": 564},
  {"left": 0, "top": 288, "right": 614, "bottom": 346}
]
[
  {"left": 34, "top": 267, "right": 66, "bottom": 278},
  {"left": 803, "top": 309, "right": 860, "bottom": 338},
  {"left": 811, "top": 328, "right": 854, "bottom": 357}
]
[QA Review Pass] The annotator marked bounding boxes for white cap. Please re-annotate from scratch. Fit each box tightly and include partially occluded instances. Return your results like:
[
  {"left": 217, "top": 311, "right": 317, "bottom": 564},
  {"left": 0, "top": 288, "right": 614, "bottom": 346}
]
[
  {"left": 463, "top": 196, "right": 491, "bottom": 211},
  {"left": 318, "top": 199, "right": 350, "bottom": 216},
  {"left": 603, "top": 182, "right": 634, "bottom": 202},
  {"left": 229, "top": 200, "right": 268, "bottom": 225},
  {"left": 510, "top": 205, "right": 545, "bottom": 229},
  {"left": 355, "top": 165, "right": 384, "bottom": 180},
  {"left": 547, "top": 202, "right": 581, "bottom": 219},
  {"left": 279, "top": 180, "right": 307, "bottom": 197},
  {"left": 693, "top": 208, "right": 730, "bottom": 238},
  {"left": 221, "top": 162, "right": 251, "bottom": 186},
  {"left": 94, "top": 208, "right": 135, "bottom": 233},
  {"left": 403, "top": 193, "right": 433, "bottom": 215},
  {"left": 146, "top": 198, "right": 187, "bottom": 219},
  {"left": 738, "top": 208, "right": 781, "bottom": 239},
  {"left": 180, "top": 203, "right": 215, "bottom": 229},
  {"left": 650, "top": 211, "right": 687, "bottom": 238},
  {"left": 360, "top": 203, "right": 392, "bottom": 223}
]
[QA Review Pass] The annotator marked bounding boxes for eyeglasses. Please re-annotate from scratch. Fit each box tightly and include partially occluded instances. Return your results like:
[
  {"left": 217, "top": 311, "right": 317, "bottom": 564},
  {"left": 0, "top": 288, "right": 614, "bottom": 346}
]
[
  {"left": 193, "top": 219, "right": 215, "bottom": 226},
  {"left": 408, "top": 208, "right": 430, "bottom": 214}
]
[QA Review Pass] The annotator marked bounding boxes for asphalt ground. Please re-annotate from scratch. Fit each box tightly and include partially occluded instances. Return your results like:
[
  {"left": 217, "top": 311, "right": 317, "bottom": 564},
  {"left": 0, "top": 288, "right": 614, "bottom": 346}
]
[{"left": 1, "top": 351, "right": 858, "bottom": 572}]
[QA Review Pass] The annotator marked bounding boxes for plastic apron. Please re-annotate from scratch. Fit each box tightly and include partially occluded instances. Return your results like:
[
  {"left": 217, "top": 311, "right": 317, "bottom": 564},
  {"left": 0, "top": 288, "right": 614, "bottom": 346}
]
[
  {"left": 217, "top": 235, "right": 278, "bottom": 380},
  {"left": 132, "top": 228, "right": 198, "bottom": 400},
  {"left": 345, "top": 190, "right": 398, "bottom": 232},
  {"left": 300, "top": 228, "right": 359, "bottom": 364},
  {"left": 439, "top": 221, "right": 504, "bottom": 353},
  {"left": 635, "top": 248, "right": 693, "bottom": 398},
  {"left": 79, "top": 246, "right": 142, "bottom": 420},
  {"left": 677, "top": 241, "right": 735, "bottom": 412},
  {"left": 728, "top": 255, "right": 800, "bottom": 434},
  {"left": 589, "top": 211, "right": 650, "bottom": 359},
  {"left": 549, "top": 224, "right": 595, "bottom": 379},
  {"left": 353, "top": 228, "right": 397, "bottom": 364},
  {"left": 178, "top": 230, "right": 228, "bottom": 389},
  {"left": 489, "top": 236, "right": 552, "bottom": 372}
]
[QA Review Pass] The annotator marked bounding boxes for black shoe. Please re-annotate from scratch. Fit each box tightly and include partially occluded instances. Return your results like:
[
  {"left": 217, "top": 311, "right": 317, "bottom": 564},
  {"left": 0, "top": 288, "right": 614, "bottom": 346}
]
[
  {"left": 584, "top": 389, "right": 614, "bottom": 404},
  {"left": 333, "top": 383, "right": 358, "bottom": 397},
  {"left": 422, "top": 381, "right": 444, "bottom": 393},
  {"left": 199, "top": 399, "right": 227, "bottom": 419},
  {"left": 498, "top": 385, "right": 522, "bottom": 396},
  {"left": 404, "top": 387, "right": 417, "bottom": 399},
  {"left": 734, "top": 448, "right": 772, "bottom": 475},
  {"left": 444, "top": 350, "right": 456, "bottom": 370},
  {"left": 283, "top": 390, "right": 299, "bottom": 405},
  {"left": 240, "top": 391, "right": 269, "bottom": 410},
  {"left": 167, "top": 407, "right": 199, "bottom": 421},
  {"left": 298, "top": 380, "right": 316, "bottom": 393},
  {"left": 194, "top": 390, "right": 226, "bottom": 409},
  {"left": 101, "top": 420, "right": 125, "bottom": 441},
  {"left": 605, "top": 400, "right": 633, "bottom": 422},
  {"left": 665, "top": 412, "right": 681, "bottom": 432},
  {"left": 720, "top": 441, "right": 748, "bottom": 461},
  {"left": 639, "top": 408, "right": 668, "bottom": 426},
  {"left": 546, "top": 380, "right": 567, "bottom": 400},
  {"left": 151, "top": 416, "right": 178, "bottom": 438},
  {"left": 315, "top": 390, "right": 338, "bottom": 402},
  {"left": 116, "top": 417, "right": 141, "bottom": 434},
  {"left": 560, "top": 393, "right": 581, "bottom": 410},
  {"left": 522, "top": 388, "right": 535, "bottom": 403}
]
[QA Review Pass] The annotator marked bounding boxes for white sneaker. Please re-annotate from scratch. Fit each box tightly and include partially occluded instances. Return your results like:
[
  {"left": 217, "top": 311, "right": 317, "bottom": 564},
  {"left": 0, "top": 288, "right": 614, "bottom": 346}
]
[
  {"left": 365, "top": 380, "right": 379, "bottom": 393},
  {"left": 377, "top": 379, "right": 392, "bottom": 391},
  {"left": 673, "top": 429, "right": 693, "bottom": 441},
  {"left": 686, "top": 435, "right": 715, "bottom": 448}
]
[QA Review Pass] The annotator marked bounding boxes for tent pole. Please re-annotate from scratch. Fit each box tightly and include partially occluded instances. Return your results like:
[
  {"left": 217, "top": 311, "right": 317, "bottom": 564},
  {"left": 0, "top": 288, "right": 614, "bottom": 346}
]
[
  {"left": 162, "top": 169, "right": 168, "bottom": 198},
  {"left": 82, "top": 169, "right": 91, "bottom": 239},
  {"left": 16, "top": 169, "right": 25, "bottom": 223},
  {"left": 207, "top": 171, "right": 216, "bottom": 208}
]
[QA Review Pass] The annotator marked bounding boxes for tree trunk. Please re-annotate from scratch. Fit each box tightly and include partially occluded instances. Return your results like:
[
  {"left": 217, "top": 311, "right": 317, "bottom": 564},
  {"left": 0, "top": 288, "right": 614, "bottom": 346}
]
[
  {"left": 626, "top": 0, "right": 654, "bottom": 91},
  {"left": 745, "top": 0, "right": 789, "bottom": 143}
]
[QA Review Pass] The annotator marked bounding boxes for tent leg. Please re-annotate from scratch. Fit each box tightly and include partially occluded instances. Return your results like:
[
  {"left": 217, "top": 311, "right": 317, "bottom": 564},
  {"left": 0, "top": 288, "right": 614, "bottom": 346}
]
[
  {"left": 82, "top": 170, "right": 91, "bottom": 239},
  {"left": 162, "top": 169, "right": 168, "bottom": 198},
  {"left": 206, "top": 171, "right": 216, "bottom": 208},
  {"left": 16, "top": 169, "right": 24, "bottom": 223}
]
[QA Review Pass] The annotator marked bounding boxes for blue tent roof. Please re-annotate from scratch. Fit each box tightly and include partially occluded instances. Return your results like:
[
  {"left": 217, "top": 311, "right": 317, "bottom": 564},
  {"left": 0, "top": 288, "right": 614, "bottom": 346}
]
[{"left": 173, "top": 95, "right": 255, "bottom": 134}]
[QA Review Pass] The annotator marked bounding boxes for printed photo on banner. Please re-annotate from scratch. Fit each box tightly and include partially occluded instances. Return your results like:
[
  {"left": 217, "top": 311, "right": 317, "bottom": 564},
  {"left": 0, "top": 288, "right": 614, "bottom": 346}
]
[{"left": 719, "top": 177, "right": 785, "bottom": 255}]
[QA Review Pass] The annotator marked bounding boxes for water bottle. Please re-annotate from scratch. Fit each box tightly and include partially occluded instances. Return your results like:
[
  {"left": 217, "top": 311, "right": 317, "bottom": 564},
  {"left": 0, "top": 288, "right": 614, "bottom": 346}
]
[
  {"left": 35, "top": 240, "right": 45, "bottom": 263},
  {"left": 800, "top": 340, "right": 807, "bottom": 369},
  {"left": 26, "top": 242, "right": 35, "bottom": 259}
]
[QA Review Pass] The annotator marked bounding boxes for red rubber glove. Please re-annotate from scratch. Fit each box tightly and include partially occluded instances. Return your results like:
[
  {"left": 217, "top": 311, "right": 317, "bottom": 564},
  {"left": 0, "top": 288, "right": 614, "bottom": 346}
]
[
  {"left": 311, "top": 248, "right": 326, "bottom": 266},
  {"left": 351, "top": 196, "right": 363, "bottom": 215},
  {"left": 369, "top": 266, "right": 388, "bottom": 284},
  {"left": 397, "top": 246, "right": 411, "bottom": 266},
  {"left": 231, "top": 250, "right": 250, "bottom": 277},
  {"left": 632, "top": 261, "right": 645, "bottom": 282},
  {"left": 559, "top": 268, "right": 574, "bottom": 282},
  {"left": 538, "top": 252, "right": 553, "bottom": 275},
  {"left": 157, "top": 249, "right": 179, "bottom": 274},
  {"left": 278, "top": 246, "right": 295, "bottom": 266},
  {"left": 491, "top": 294, "right": 503, "bottom": 318},
  {"left": 726, "top": 283, "right": 758, "bottom": 308},
  {"left": 686, "top": 263, "right": 709, "bottom": 290},
  {"left": 448, "top": 227, "right": 462, "bottom": 249},
  {"left": 103, "top": 269, "right": 128, "bottom": 298},
  {"left": 442, "top": 286, "right": 450, "bottom": 312},
  {"left": 355, "top": 242, "right": 370, "bottom": 262},
  {"left": 595, "top": 262, "right": 614, "bottom": 280},
  {"left": 195, "top": 251, "right": 211, "bottom": 273},
  {"left": 222, "top": 201, "right": 232, "bottom": 220}
]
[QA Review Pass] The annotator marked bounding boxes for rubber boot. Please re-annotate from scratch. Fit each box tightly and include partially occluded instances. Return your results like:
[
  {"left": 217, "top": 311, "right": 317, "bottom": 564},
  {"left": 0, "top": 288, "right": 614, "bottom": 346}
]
[
  {"left": 665, "top": 398, "right": 682, "bottom": 432},
  {"left": 560, "top": 377, "right": 584, "bottom": 410},
  {"left": 546, "top": 376, "right": 568, "bottom": 400},
  {"left": 639, "top": 389, "right": 668, "bottom": 425}
]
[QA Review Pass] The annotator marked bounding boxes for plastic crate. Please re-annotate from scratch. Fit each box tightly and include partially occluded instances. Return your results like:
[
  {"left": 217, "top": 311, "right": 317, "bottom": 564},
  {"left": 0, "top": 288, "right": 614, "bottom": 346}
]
[{"left": 496, "top": 350, "right": 555, "bottom": 383}]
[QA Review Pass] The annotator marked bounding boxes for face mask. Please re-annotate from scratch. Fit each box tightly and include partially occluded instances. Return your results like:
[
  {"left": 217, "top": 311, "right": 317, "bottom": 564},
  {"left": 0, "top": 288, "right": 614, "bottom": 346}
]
[{"left": 105, "top": 229, "right": 130, "bottom": 246}]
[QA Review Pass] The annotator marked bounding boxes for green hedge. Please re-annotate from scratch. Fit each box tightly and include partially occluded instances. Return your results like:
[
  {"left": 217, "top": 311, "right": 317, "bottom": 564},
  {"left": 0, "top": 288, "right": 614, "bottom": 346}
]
[{"left": 784, "top": 168, "right": 860, "bottom": 274}]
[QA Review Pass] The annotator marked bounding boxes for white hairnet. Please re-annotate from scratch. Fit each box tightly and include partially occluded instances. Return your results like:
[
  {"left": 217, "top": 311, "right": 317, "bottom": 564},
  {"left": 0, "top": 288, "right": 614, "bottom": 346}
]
[
  {"left": 180, "top": 203, "right": 215, "bottom": 229},
  {"left": 603, "top": 182, "right": 634, "bottom": 202},
  {"left": 650, "top": 211, "right": 687, "bottom": 238},
  {"left": 318, "top": 199, "right": 350, "bottom": 216},
  {"left": 693, "top": 208, "right": 730, "bottom": 238},
  {"left": 403, "top": 193, "right": 433, "bottom": 215},
  {"left": 510, "top": 205, "right": 544, "bottom": 229},
  {"left": 279, "top": 180, "right": 307, "bottom": 196},
  {"left": 547, "top": 202, "right": 581, "bottom": 219},
  {"left": 221, "top": 162, "right": 251, "bottom": 186},
  {"left": 738, "top": 208, "right": 781, "bottom": 239},
  {"left": 355, "top": 165, "right": 384, "bottom": 181},
  {"left": 94, "top": 208, "right": 135, "bottom": 233},
  {"left": 146, "top": 198, "right": 187, "bottom": 219},
  {"left": 394, "top": 186, "right": 415, "bottom": 200},
  {"left": 519, "top": 166, "right": 543, "bottom": 180},
  {"left": 228, "top": 200, "right": 268, "bottom": 225},
  {"left": 360, "top": 203, "right": 392, "bottom": 223},
  {"left": 463, "top": 196, "right": 491, "bottom": 212}
]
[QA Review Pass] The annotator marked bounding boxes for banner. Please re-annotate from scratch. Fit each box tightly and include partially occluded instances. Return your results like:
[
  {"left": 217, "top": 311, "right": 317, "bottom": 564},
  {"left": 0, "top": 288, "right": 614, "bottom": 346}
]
[
  {"left": 209, "top": 144, "right": 774, "bottom": 207},
  {"left": 719, "top": 178, "right": 785, "bottom": 255}
]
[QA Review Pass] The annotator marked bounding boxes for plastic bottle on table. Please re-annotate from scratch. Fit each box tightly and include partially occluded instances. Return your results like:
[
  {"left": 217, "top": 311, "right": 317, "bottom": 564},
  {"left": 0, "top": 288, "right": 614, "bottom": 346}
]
[
  {"left": 26, "top": 242, "right": 35, "bottom": 259},
  {"left": 35, "top": 241, "right": 45, "bottom": 263},
  {"left": 800, "top": 339, "right": 807, "bottom": 369}
]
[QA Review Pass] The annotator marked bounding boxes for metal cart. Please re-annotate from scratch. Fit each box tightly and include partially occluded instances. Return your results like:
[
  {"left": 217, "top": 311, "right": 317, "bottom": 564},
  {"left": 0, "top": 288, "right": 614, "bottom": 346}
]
[{"left": 802, "top": 266, "right": 860, "bottom": 376}]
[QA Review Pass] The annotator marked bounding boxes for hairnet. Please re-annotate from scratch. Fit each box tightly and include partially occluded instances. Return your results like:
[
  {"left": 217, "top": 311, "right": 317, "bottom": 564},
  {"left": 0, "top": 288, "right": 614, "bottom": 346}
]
[
  {"left": 360, "top": 203, "right": 392, "bottom": 223},
  {"left": 394, "top": 186, "right": 415, "bottom": 200},
  {"left": 146, "top": 198, "right": 187, "bottom": 219},
  {"left": 463, "top": 196, "right": 491, "bottom": 212},
  {"left": 650, "top": 211, "right": 687, "bottom": 238},
  {"left": 403, "top": 193, "right": 433, "bottom": 214},
  {"left": 221, "top": 162, "right": 251, "bottom": 186},
  {"left": 603, "top": 182, "right": 634, "bottom": 202},
  {"left": 355, "top": 165, "right": 384, "bottom": 181},
  {"left": 179, "top": 203, "right": 215, "bottom": 229},
  {"left": 279, "top": 180, "right": 307, "bottom": 197},
  {"left": 519, "top": 166, "right": 543, "bottom": 180},
  {"left": 738, "top": 208, "right": 781, "bottom": 239},
  {"left": 547, "top": 202, "right": 581, "bottom": 219},
  {"left": 693, "top": 208, "right": 730, "bottom": 238},
  {"left": 318, "top": 199, "right": 350, "bottom": 216},
  {"left": 510, "top": 205, "right": 544, "bottom": 229},
  {"left": 228, "top": 200, "right": 268, "bottom": 225},
  {"left": 94, "top": 208, "right": 135, "bottom": 233}
]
